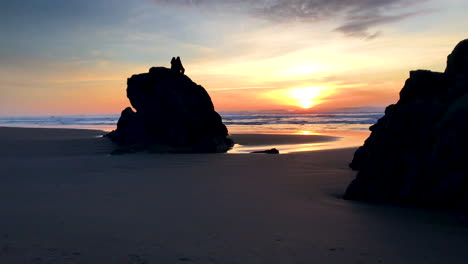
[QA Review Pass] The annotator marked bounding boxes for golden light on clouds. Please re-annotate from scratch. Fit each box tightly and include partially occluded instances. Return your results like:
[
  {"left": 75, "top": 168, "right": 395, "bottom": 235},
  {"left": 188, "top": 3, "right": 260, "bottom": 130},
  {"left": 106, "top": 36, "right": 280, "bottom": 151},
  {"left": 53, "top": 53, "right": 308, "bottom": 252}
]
[{"left": 276, "top": 62, "right": 325, "bottom": 79}]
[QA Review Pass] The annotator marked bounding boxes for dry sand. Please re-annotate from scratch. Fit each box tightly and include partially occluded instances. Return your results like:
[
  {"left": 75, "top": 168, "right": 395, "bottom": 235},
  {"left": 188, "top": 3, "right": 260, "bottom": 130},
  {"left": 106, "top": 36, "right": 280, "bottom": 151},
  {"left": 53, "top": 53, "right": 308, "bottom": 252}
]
[{"left": 0, "top": 127, "right": 466, "bottom": 264}]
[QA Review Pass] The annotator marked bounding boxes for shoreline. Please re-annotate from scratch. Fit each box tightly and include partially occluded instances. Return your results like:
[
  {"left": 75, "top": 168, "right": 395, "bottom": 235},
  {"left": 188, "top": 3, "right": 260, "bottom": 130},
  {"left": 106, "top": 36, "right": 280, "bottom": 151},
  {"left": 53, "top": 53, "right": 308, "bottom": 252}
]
[
  {"left": 229, "top": 131, "right": 368, "bottom": 154},
  {"left": 0, "top": 126, "right": 369, "bottom": 154},
  {"left": 1, "top": 126, "right": 466, "bottom": 263}
]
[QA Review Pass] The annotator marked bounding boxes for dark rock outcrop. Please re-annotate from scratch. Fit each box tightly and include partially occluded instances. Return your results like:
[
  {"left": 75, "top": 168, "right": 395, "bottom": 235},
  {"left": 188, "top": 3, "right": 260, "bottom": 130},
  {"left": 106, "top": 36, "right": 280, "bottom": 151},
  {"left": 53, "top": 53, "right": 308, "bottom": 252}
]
[
  {"left": 251, "top": 148, "right": 280, "bottom": 154},
  {"left": 345, "top": 39, "right": 468, "bottom": 211},
  {"left": 107, "top": 65, "right": 233, "bottom": 153}
]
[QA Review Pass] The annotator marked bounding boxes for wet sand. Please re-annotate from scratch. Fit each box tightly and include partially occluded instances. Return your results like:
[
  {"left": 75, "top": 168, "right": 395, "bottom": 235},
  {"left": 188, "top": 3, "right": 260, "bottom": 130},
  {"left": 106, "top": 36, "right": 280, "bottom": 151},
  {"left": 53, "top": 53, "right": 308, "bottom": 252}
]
[{"left": 0, "top": 127, "right": 466, "bottom": 264}]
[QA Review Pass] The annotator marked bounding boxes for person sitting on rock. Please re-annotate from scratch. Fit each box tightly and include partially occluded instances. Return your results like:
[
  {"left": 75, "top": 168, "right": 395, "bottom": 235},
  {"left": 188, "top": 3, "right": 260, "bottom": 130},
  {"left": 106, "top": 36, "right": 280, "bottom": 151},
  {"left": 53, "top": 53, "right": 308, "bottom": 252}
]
[{"left": 171, "top": 56, "right": 185, "bottom": 74}]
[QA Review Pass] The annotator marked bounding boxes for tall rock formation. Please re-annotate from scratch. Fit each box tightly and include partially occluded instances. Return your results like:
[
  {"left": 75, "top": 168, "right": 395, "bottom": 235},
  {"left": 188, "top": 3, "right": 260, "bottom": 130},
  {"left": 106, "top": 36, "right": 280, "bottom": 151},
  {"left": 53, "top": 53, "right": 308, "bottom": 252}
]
[
  {"left": 107, "top": 64, "right": 233, "bottom": 153},
  {"left": 345, "top": 39, "right": 468, "bottom": 211}
]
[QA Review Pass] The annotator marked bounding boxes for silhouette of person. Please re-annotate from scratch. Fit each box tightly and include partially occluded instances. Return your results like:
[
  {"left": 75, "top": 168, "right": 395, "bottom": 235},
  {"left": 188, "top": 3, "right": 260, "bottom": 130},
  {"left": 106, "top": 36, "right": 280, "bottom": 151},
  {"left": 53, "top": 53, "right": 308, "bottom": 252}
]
[{"left": 171, "top": 56, "right": 185, "bottom": 74}]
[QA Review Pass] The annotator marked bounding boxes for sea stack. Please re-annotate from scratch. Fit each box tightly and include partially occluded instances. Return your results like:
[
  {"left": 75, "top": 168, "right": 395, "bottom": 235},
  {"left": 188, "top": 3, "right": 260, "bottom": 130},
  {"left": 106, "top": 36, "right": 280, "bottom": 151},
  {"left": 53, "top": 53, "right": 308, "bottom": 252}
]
[
  {"left": 345, "top": 39, "right": 468, "bottom": 211},
  {"left": 107, "top": 60, "right": 233, "bottom": 153}
]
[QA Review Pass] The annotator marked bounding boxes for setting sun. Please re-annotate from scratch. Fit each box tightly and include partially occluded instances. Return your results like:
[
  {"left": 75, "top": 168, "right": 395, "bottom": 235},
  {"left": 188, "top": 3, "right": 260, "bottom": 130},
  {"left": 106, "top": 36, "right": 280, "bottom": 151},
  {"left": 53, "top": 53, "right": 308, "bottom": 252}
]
[
  {"left": 264, "top": 86, "right": 334, "bottom": 109},
  {"left": 289, "top": 86, "right": 330, "bottom": 109}
]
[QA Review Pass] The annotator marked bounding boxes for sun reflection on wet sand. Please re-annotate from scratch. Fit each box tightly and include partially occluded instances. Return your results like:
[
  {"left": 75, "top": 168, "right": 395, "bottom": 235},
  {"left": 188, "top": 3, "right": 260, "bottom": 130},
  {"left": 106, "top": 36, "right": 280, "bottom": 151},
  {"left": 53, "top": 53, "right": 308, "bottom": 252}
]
[
  {"left": 294, "top": 130, "right": 322, "bottom": 135},
  {"left": 228, "top": 130, "right": 369, "bottom": 154}
]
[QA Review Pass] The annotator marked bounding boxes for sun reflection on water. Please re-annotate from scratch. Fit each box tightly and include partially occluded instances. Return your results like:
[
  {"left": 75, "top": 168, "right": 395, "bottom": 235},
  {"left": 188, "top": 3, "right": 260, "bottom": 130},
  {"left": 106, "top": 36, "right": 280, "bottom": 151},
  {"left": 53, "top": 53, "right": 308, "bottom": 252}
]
[{"left": 228, "top": 130, "right": 369, "bottom": 154}]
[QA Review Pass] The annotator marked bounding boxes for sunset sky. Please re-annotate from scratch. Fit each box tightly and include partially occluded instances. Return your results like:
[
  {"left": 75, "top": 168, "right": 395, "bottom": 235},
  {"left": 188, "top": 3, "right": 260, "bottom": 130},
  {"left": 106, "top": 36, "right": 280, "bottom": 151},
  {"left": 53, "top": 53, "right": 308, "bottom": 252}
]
[{"left": 1, "top": 0, "right": 467, "bottom": 115}]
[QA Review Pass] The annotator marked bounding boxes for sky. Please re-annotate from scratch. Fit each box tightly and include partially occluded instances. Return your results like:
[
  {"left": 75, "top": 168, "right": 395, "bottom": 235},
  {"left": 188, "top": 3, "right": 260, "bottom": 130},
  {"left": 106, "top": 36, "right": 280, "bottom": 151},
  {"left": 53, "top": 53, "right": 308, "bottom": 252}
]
[{"left": 1, "top": 0, "right": 467, "bottom": 115}]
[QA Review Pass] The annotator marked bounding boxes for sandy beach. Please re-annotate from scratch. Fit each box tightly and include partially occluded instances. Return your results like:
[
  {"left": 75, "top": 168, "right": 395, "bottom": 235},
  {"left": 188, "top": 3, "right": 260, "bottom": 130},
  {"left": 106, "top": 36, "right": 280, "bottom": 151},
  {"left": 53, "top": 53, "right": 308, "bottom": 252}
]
[{"left": 0, "top": 127, "right": 466, "bottom": 264}]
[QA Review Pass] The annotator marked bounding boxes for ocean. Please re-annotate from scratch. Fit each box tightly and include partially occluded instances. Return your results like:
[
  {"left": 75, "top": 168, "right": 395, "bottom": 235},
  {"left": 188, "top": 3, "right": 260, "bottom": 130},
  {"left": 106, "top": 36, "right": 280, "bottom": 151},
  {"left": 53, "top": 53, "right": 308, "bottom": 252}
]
[
  {"left": 0, "top": 111, "right": 382, "bottom": 153},
  {"left": 0, "top": 111, "right": 383, "bottom": 134}
]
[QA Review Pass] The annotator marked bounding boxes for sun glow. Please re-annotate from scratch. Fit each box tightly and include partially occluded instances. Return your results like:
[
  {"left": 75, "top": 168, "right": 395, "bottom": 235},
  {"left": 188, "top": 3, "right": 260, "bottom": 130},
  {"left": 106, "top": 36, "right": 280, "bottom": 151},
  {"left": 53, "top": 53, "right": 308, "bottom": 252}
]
[
  {"left": 264, "top": 86, "right": 335, "bottom": 109},
  {"left": 295, "top": 130, "right": 321, "bottom": 135},
  {"left": 288, "top": 86, "right": 330, "bottom": 109}
]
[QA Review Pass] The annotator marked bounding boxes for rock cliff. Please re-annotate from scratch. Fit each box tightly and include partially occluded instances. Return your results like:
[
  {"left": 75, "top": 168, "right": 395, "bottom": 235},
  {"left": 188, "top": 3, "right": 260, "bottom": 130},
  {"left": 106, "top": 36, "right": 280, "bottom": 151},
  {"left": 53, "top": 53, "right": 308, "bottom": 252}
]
[{"left": 345, "top": 39, "right": 468, "bottom": 211}]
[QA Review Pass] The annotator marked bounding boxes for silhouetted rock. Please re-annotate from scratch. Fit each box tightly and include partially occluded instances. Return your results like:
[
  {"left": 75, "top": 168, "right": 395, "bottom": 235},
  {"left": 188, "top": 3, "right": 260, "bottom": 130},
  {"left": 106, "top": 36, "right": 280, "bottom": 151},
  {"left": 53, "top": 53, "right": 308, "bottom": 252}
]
[
  {"left": 345, "top": 39, "right": 468, "bottom": 212},
  {"left": 251, "top": 148, "right": 280, "bottom": 154},
  {"left": 107, "top": 62, "right": 233, "bottom": 153},
  {"left": 445, "top": 39, "right": 468, "bottom": 77}
]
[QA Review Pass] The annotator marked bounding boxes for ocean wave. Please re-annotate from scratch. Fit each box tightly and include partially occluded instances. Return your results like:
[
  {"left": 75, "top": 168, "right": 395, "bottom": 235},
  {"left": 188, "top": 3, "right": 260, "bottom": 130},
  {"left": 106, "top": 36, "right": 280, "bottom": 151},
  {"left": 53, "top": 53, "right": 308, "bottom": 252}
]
[
  {"left": 0, "top": 112, "right": 383, "bottom": 131},
  {"left": 0, "top": 115, "right": 119, "bottom": 127}
]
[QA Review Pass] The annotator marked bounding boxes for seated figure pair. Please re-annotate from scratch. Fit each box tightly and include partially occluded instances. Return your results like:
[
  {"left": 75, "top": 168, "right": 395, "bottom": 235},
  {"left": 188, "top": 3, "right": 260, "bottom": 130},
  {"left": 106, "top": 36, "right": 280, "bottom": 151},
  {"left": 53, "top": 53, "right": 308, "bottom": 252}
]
[{"left": 171, "top": 56, "right": 185, "bottom": 74}]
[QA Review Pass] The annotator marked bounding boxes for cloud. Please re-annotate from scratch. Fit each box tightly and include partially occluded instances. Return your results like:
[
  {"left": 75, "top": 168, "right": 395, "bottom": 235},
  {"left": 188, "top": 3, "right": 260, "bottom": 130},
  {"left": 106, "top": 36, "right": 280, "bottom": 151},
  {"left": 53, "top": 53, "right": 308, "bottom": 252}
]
[
  {"left": 333, "top": 13, "right": 414, "bottom": 39},
  {"left": 0, "top": 0, "right": 133, "bottom": 28},
  {"left": 153, "top": 0, "right": 427, "bottom": 38}
]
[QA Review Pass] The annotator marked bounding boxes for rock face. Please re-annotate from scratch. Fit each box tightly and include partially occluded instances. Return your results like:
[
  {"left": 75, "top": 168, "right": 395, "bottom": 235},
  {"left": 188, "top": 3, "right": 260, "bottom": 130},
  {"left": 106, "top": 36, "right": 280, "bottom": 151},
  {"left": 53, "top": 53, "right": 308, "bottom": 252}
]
[
  {"left": 345, "top": 39, "right": 468, "bottom": 211},
  {"left": 107, "top": 66, "right": 233, "bottom": 153},
  {"left": 251, "top": 148, "right": 280, "bottom": 154}
]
